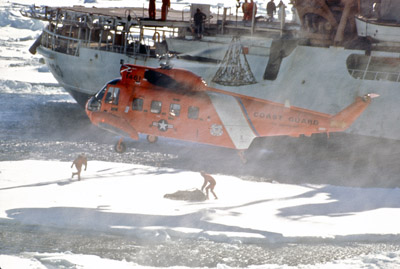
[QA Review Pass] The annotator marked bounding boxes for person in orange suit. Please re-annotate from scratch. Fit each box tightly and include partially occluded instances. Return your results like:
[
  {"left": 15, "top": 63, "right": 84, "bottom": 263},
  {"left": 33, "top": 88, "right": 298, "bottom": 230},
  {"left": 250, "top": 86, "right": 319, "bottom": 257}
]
[
  {"left": 161, "top": 0, "right": 170, "bottom": 21},
  {"left": 200, "top": 171, "right": 218, "bottom": 200},
  {"left": 71, "top": 153, "right": 87, "bottom": 181},
  {"left": 247, "top": 0, "right": 257, "bottom": 21},
  {"left": 149, "top": 0, "right": 156, "bottom": 19},
  {"left": 242, "top": 0, "right": 249, "bottom": 20}
]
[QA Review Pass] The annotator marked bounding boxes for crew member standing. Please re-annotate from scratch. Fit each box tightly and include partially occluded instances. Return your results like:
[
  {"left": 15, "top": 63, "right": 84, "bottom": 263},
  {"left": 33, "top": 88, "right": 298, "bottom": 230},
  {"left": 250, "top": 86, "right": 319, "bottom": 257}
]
[
  {"left": 149, "top": 0, "right": 156, "bottom": 20},
  {"left": 161, "top": 0, "right": 170, "bottom": 21},
  {"left": 277, "top": 0, "right": 286, "bottom": 21},
  {"left": 193, "top": 8, "right": 207, "bottom": 39},
  {"left": 200, "top": 171, "right": 218, "bottom": 200},
  {"left": 248, "top": 0, "right": 257, "bottom": 20},
  {"left": 373, "top": 0, "right": 381, "bottom": 18},
  {"left": 242, "top": 0, "right": 249, "bottom": 20},
  {"left": 245, "top": 0, "right": 256, "bottom": 21},
  {"left": 71, "top": 154, "right": 87, "bottom": 181},
  {"left": 267, "top": 0, "right": 276, "bottom": 22}
]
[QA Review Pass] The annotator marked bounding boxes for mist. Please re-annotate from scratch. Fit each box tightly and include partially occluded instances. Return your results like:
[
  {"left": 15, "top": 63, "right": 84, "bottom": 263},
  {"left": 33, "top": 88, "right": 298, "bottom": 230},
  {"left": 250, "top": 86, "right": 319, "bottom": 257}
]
[{"left": 2, "top": 0, "right": 400, "bottom": 268}]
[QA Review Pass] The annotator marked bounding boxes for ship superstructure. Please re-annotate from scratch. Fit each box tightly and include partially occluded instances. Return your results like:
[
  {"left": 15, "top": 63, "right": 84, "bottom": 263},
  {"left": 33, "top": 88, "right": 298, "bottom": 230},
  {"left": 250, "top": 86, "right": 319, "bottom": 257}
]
[{"left": 21, "top": 4, "right": 297, "bottom": 105}]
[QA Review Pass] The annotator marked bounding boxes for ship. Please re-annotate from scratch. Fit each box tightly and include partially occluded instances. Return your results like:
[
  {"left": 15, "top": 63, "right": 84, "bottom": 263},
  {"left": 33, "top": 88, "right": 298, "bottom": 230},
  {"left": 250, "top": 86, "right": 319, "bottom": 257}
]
[{"left": 21, "top": 0, "right": 400, "bottom": 142}]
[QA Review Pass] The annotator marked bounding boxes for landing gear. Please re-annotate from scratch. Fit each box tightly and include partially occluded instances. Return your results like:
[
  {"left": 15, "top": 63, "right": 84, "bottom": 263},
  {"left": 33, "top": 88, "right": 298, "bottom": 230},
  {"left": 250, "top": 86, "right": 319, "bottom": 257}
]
[
  {"left": 113, "top": 135, "right": 158, "bottom": 153},
  {"left": 114, "top": 138, "right": 127, "bottom": 153},
  {"left": 146, "top": 135, "right": 158, "bottom": 143}
]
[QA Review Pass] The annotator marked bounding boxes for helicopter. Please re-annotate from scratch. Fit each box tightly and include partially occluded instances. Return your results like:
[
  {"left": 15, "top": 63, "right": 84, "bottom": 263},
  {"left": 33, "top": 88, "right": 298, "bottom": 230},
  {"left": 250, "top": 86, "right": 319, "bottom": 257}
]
[{"left": 86, "top": 64, "right": 376, "bottom": 161}]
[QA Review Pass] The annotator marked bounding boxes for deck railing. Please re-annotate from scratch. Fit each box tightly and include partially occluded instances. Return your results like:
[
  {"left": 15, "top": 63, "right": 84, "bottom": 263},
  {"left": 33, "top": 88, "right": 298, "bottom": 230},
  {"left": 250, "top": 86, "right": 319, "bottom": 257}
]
[
  {"left": 40, "top": 25, "right": 175, "bottom": 58},
  {"left": 42, "top": 28, "right": 81, "bottom": 56},
  {"left": 349, "top": 68, "right": 400, "bottom": 82}
]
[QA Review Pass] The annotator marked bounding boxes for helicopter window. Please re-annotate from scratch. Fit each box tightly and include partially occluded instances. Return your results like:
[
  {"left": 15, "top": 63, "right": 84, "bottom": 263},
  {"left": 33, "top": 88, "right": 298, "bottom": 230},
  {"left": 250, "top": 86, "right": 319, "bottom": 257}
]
[
  {"left": 95, "top": 85, "right": 107, "bottom": 100},
  {"left": 105, "top": 88, "right": 112, "bottom": 103},
  {"left": 188, "top": 106, "right": 199, "bottom": 119},
  {"left": 105, "top": 87, "right": 120, "bottom": 105},
  {"left": 151, "top": 100, "right": 162, "bottom": 114},
  {"left": 132, "top": 98, "right": 143, "bottom": 111},
  {"left": 169, "top": 103, "right": 181, "bottom": 117}
]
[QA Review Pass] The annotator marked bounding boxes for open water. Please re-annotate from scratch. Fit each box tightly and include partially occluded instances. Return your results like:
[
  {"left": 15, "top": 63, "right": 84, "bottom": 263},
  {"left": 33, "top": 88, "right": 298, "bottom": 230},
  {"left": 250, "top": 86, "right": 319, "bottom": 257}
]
[{"left": 1, "top": 221, "right": 400, "bottom": 267}]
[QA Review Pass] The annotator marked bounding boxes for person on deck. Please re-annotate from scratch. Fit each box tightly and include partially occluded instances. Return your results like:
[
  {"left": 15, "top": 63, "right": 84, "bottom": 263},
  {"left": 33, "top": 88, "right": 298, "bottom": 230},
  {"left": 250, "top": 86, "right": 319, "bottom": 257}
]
[
  {"left": 246, "top": 0, "right": 257, "bottom": 21},
  {"left": 193, "top": 8, "right": 207, "bottom": 39},
  {"left": 267, "top": 0, "right": 276, "bottom": 22},
  {"left": 161, "top": 0, "right": 170, "bottom": 21},
  {"left": 373, "top": 0, "right": 381, "bottom": 18},
  {"left": 71, "top": 153, "right": 87, "bottom": 181},
  {"left": 200, "top": 171, "right": 218, "bottom": 200},
  {"left": 242, "top": 0, "right": 250, "bottom": 21},
  {"left": 149, "top": 0, "right": 156, "bottom": 20},
  {"left": 277, "top": 0, "right": 286, "bottom": 21}
]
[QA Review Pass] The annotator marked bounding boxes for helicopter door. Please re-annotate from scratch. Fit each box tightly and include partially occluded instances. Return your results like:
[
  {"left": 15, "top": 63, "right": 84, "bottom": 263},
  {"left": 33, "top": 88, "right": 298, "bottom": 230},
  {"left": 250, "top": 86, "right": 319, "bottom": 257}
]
[{"left": 104, "top": 86, "right": 120, "bottom": 112}]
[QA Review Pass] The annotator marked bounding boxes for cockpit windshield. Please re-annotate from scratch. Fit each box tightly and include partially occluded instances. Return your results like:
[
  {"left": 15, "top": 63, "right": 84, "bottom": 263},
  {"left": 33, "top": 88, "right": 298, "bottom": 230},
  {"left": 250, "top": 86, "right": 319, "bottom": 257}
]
[
  {"left": 95, "top": 85, "right": 107, "bottom": 101},
  {"left": 96, "top": 78, "right": 120, "bottom": 100},
  {"left": 87, "top": 79, "right": 121, "bottom": 112}
]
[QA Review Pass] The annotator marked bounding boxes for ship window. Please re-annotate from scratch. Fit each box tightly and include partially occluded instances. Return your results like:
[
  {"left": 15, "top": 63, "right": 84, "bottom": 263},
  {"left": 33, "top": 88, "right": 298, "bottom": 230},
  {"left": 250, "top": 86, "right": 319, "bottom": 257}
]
[
  {"left": 105, "top": 87, "right": 120, "bottom": 105},
  {"left": 132, "top": 98, "right": 143, "bottom": 111},
  {"left": 188, "top": 106, "right": 199, "bottom": 119},
  {"left": 151, "top": 100, "right": 162, "bottom": 114},
  {"left": 169, "top": 103, "right": 181, "bottom": 117}
]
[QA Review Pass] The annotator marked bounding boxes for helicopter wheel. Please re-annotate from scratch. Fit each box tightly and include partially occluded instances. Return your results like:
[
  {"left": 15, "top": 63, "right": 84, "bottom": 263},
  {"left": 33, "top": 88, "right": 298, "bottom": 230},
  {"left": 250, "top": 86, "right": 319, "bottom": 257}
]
[
  {"left": 146, "top": 135, "right": 158, "bottom": 143},
  {"left": 114, "top": 139, "right": 127, "bottom": 153}
]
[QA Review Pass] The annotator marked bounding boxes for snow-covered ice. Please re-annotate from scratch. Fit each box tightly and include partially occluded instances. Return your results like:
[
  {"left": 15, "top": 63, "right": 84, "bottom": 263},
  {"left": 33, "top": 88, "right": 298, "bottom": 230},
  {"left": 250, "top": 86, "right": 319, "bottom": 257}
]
[
  {"left": 2, "top": 160, "right": 400, "bottom": 242},
  {"left": 1, "top": 160, "right": 400, "bottom": 268}
]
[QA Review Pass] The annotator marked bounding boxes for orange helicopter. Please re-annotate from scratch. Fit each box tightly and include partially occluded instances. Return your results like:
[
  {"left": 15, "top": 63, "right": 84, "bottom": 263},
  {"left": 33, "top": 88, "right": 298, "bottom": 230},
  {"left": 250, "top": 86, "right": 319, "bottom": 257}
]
[{"left": 86, "top": 64, "right": 376, "bottom": 159}]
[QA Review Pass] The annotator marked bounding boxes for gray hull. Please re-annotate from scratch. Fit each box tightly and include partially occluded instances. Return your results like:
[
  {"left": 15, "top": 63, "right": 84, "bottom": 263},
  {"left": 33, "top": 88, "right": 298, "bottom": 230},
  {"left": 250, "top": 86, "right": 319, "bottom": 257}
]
[
  {"left": 39, "top": 37, "right": 400, "bottom": 141},
  {"left": 38, "top": 46, "right": 161, "bottom": 106}
]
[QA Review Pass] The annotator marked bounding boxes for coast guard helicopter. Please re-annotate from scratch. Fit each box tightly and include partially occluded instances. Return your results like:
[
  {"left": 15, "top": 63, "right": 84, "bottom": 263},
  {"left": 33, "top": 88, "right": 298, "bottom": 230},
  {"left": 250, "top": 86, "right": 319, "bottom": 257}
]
[{"left": 86, "top": 64, "right": 376, "bottom": 161}]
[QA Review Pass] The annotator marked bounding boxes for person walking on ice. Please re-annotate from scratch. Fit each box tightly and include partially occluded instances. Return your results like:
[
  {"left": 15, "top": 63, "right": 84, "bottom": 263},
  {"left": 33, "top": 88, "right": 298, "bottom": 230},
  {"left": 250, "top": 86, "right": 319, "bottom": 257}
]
[
  {"left": 71, "top": 153, "right": 87, "bottom": 180},
  {"left": 200, "top": 171, "right": 218, "bottom": 200}
]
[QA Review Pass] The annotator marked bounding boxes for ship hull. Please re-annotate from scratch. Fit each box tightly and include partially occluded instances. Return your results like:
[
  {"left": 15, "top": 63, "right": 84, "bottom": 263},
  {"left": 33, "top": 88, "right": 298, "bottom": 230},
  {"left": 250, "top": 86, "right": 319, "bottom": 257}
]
[
  {"left": 38, "top": 46, "right": 161, "bottom": 106},
  {"left": 38, "top": 40, "right": 400, "bottom": 141},
  {"left": 168, "top": 43, "right": 399, "bottom": 140},
  {"left": 171, "top": 46, "right": 400, "bottom": 141}
]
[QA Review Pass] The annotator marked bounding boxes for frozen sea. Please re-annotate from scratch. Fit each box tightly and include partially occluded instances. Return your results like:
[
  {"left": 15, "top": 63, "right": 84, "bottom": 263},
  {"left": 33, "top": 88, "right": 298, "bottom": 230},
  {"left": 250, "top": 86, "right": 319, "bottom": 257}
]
[{"left": 2, "top": 0, "right": 400, "bottom": 268}]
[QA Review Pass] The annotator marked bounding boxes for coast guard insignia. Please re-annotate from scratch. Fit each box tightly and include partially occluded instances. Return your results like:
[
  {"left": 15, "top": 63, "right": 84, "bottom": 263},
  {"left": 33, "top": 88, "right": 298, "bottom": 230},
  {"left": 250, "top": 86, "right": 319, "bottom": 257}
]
[{"left": 210, "top": 124, "right": 223, "bottom": 136}]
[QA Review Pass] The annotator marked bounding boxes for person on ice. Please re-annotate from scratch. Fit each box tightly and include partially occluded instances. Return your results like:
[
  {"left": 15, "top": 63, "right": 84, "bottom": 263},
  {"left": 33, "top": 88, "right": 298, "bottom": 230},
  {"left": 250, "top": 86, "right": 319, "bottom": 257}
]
[
  {"left": 200, "top": 171, "right": 218, "bottom": 200},
  {"left": 71, "top": 153, "right": 87, "bottom": 180}
]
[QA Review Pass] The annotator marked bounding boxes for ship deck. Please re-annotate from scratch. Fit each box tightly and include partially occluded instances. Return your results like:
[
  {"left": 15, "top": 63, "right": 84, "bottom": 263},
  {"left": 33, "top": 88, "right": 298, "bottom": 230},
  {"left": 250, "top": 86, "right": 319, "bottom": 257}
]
[
  {"left": 24, "top": 5, "right": 299, "bottom": 34},
  {"left": 56, "top": 6, "right": 216, "bottom": 23}
]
